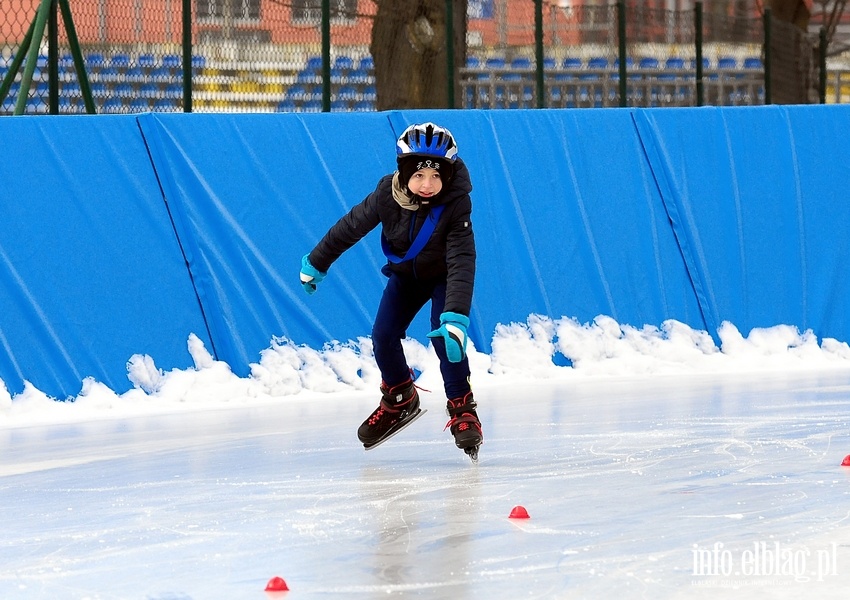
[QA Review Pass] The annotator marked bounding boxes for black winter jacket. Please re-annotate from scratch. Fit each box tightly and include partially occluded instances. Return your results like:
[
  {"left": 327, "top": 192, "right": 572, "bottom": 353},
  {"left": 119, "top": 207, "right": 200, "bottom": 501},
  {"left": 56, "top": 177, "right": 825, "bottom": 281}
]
[{"left": 308, "top": 157, "right": 476, "bottom": 316}]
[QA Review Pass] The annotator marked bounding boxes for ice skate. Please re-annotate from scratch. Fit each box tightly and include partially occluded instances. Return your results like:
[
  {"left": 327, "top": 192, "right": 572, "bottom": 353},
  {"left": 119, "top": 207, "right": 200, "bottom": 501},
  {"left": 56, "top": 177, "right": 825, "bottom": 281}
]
[
  {"left": 358, "top": 379, "right": 423, "bottom": 449},
  {"left": 445, "top": 392, "right": 483, "bottom": 462}
]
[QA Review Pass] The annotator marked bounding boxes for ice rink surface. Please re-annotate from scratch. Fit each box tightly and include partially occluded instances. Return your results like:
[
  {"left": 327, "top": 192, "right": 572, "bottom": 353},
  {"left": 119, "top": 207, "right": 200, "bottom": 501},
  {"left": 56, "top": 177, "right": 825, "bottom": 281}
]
[{"left": 2, "top": 372, "right": 850, "bottom": 599}]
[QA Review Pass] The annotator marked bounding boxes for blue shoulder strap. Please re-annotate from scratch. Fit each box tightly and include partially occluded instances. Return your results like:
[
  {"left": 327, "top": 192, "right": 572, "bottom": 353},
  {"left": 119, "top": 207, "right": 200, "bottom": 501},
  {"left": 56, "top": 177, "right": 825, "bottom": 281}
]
[{"left": 381, "top": 204, "right": 446, "bottom": 264}]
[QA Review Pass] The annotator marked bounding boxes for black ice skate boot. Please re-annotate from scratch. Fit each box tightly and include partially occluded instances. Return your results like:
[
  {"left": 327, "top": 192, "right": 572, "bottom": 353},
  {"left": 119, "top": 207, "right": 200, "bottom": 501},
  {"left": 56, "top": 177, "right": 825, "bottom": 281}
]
[
  {"left": 357, "top": 379, "right": 422, "bottom": 449},
  {"left": 445, "top": 392, "right": 483, "bottom": 461}
]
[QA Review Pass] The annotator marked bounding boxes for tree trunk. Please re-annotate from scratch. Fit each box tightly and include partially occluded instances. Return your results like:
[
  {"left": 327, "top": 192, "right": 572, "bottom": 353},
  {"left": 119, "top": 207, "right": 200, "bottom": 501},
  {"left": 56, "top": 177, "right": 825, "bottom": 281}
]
[{"left": 370, "top": 0, "right": 467, "bottom": 110}]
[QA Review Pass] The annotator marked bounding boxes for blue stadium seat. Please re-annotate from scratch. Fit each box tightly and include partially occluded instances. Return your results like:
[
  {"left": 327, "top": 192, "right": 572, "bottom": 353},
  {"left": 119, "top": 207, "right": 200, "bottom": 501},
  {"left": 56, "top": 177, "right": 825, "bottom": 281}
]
[
  {"left": 330, "top": 99, "right": 349, "bottom": 111},
  {"left": 130, "top": 97, "right": 150, "bottom": 111},
  {"left": 353, "top": 100, "right": 375, "bottom": 111},
  {"left": 362, "top": 85, "right": 377, "bottom": 102},
  {"left": 743, "top": 56, "right": 763, "bottom": 69},
  {"left": 137, "top": 54, "right": 156, "bottom": 69},
  {"left": 357, "top": 56, "right": 374, "bottom": 71},
  {"left": 302, "top": 99, "right": 322, "bottom": 113},
  {"left": 562, "top": 57, "right": 582, "bottom": 69},
  {"left": 466, "top": 56, "right": 481, "bottom": 68},
  {"left": 125, "top": 66, "right": 145, "bottom": 82},
  {"left": 285, "top": 84, "right": 308, "bottom": 101},
  {"left": 638, "top": 57, "right": 659, "bottom": 69},
  {"left": 90, "top": 82, "right": 108, "bottom": 97},
  {"left": 333, "top": 56, "right": 354, "bottom": 70},
  {"left": 305, "top": 56, "right": 323, "bottom": 71},
  {"left": 510, "top": 57, "right": 531, "bottom": 69},
  {"left": 665, "top": 57, "right": 685, "bottom": 70},
  {"left": 717, "top": 56, "right": 737, "bottom": 69},
  {"left": 114, "top": 83, "right": 134, "bottom": 97},
  {"left": 329, "top": 67, "right": 346, "bottom": 84},
  {"left": 85, "top": 53, "right": 105, "bottom": 69},
  {"left": 102, "top": 96, "right": 124, "bottom": 113},
  {"left": 191, "top": 55, "right": 206, "bottom": 70},
  {"left": 587, "top": 57, "right": 609, "bottom": 69},
  {"left": 26, "top": 96, "right": 49, "bottom": 114},
  {"left": 162, "top": 54, "right": 180, "bottom": 69},
  {"left": 110, "top": 54, "right": 131, "bottom": 69},
  {"left": 337, "top": 85, "right": 358, "bottom": 102},
  {"left": 543, "top": 57, "right": 556, "bottom": 70},
  {"left": 150, "top": 67, "right": 172, "bottom": 81},
  {"left": 139, "top": 83, "right": 158, "bottom": 98},
  {"left": 276, "top": 99, "right": 297, "bottom": 112},
  {"left": 165, "top": 83, "right": 183, "bottom": 98},
  {"left": 63, "top": 81, "right": 81, "bottom": 97},
  {"left": 347, "top": 69, "right": 370, "bottom": 85},
  {"left": 296, "top": 70, "right": 319, "bottom": 84},
  {"left": 152, "top": 98, "right": 176, "bottom": 112},
  {"left": 485, "top": 57, "right": 506, "bottom": 69}
]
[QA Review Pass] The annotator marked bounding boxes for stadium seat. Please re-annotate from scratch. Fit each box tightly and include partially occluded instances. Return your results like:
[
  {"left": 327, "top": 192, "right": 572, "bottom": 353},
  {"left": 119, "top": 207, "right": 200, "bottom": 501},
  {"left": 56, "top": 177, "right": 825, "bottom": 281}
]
[
  {"left": 357, "top": 56, "right": 374, "bottom": 71},
  {"left": 152, "top": 98, "right": 176, "bottom": 112},
  {"left": 743, "top": 57, "right": 762, "bottom": 69},
  {"left": 353, "top": 100, "right": 375, "bottom": 111},
  {"left": 130, "top": 97, "right": 151, "bottom": 111},
  {"left": 337, "top": 85, "right": 358, "bottom": 102},
  {"left": 347, "top": 69, "right": 370, "bottom": 85},
  {"left": 110, "top": 54, "right": 131, "bottom": 69},
  {"left": 717, "top": 56, "right": 737, "bottom": 69},
  {"left": 85, "top": 53, "right": 105, "bottom": 69},
  {"left": 333, "top": 56, "right": 354, "bottom": 70},
  {"left": 510, "top": 57, "right": 532, "bottom": 69},
  {"left": 305, "top": 56, "right": 323, "bottom": 72},
  {"left": 485, "top": 57, "right": 506, "bottom": 69},
  {"left": 162, "top": 54, "right": 180, "bottom": 69},
  {"left": 137, "top": 54, "right": 156, "bottom": 69},
  {"left": 125, "top": 66, "right": 145, "bottom": 82},
  {"left": 150, "top": 67, "right": 172, "bottom": 81},
  {"left": 276, "top": 99, "right": 297, "bottom": 112},
  {"left": 114, "top": 83, "right": 134, "bottom": 97},
  {"left": 102, "top": 96, "right": 124, "bottom": 113},
  {"left": 302, "top": 99, "right": 322, "bottom": 112},
  {"left": 362, "top": 85, "right": 377, "bottom": 102},
  {"left": 466, "top": 56, "right": 481, "bottom": 68}
]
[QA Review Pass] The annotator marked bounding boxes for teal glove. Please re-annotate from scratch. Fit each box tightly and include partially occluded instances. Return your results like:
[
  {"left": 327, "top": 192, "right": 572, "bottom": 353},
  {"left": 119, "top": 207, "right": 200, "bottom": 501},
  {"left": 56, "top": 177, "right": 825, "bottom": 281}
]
[
  {"left": 299, "top": 254, "right": 327, "bottom": 295},
  {"left": 427, "top": 311, "right": 470, "bottom": 363}
]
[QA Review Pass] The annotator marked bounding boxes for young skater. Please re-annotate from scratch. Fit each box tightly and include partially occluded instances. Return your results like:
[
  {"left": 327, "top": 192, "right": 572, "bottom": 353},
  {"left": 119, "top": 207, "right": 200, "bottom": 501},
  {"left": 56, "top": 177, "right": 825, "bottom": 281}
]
[{"left": 299, "top": 122, "right": 482, "bottom": 460}]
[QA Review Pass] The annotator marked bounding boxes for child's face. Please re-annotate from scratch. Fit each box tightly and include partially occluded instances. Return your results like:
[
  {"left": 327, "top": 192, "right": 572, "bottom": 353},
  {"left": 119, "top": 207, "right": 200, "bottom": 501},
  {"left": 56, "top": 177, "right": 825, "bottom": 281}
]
[{"left": 406, "top": 168, "right": 443, "bottom": 198}]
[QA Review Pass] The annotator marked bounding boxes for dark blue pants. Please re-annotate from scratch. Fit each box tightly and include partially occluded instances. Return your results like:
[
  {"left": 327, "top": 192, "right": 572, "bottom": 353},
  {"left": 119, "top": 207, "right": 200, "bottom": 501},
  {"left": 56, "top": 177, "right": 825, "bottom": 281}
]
[{"left": 372, "top": 273, "right": 471, "bottom": 399}]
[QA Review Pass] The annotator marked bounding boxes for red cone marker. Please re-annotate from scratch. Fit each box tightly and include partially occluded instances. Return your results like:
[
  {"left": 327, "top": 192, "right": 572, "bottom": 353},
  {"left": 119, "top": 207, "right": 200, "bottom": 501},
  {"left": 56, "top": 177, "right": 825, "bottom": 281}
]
[
  {"left": 509, "top": 505, "right": 530, "bottom": 519},
  {"left": 841, "top": 455, "right": 850, "bottom": 467},
  {"left": 265, "top": 576, "right": 289, "bottom": 592}
]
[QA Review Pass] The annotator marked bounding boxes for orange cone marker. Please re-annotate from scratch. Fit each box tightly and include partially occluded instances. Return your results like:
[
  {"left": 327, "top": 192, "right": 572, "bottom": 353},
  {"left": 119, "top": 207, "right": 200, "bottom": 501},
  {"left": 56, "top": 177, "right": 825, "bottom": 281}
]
[
  {"left": 265, "top": 576, "right": 289, "bottom": 592},
  {"left": 509, "top": 505, "right": 530, "bottom": 519}
]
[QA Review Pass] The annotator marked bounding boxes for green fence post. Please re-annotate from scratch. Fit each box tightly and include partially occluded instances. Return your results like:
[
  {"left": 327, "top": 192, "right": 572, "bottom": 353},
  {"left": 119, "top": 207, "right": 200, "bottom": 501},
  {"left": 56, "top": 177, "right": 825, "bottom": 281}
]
[
  {"left": 447, "top": 0, "right": 456, "bottom": 109},
  {"left": 763, "top": 8, "right": 772, "bottom": 105},
  {"left": 322, "top": 0, "right": 331, "bottom": 112},
  {"left": 183, "top": 0, "right": 192, "bottom": 112},
  {"left": 617, "top": 0, "right": 627, "bottom": 107},
  {"left": 48, "top": 0, "right": 59, "bottom": 114},
  {"left": 695, "top": 1, "right": 704, "bottom": 106},
  {"left": 819, "top": 27, "right": 827, "bottom": 104},
  {"left": 535, "top": 0, "right": 544, "bottom": 108},
  {"left": 59, "top": 0, "right": 96, "bottom": 113}
]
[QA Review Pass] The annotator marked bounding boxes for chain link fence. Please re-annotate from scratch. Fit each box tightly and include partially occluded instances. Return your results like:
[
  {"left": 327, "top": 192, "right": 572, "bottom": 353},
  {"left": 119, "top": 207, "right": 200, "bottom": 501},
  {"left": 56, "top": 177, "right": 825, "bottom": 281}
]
[{"left": 0, "top": 0, "right": 834, "bottom": 116}]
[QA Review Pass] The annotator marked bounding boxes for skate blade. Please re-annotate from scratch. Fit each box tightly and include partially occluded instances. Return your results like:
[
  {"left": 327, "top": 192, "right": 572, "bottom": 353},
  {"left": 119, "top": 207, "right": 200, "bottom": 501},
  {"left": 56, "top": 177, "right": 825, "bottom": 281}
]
[
  {"left": 465, "top": 444, "right": 481, "bottom": 464},
  {"left": 363, "top": 408, "right": 427, "bottom": 451}
]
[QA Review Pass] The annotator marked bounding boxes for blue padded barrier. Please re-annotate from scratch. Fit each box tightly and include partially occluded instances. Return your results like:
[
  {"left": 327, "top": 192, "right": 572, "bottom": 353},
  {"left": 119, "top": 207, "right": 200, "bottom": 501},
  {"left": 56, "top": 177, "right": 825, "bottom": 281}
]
[
  {"left": 0, "top": 115, "right": 212, "bottom": 398},
  {"left": 633, "top": 105, "right": 850, "bottom": 343},
  {"left": 2, "top": 106, "right": 850, "bottom": 398},
  {"left": 137, "top": 112, "right": 401, "bottom": 375}
]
